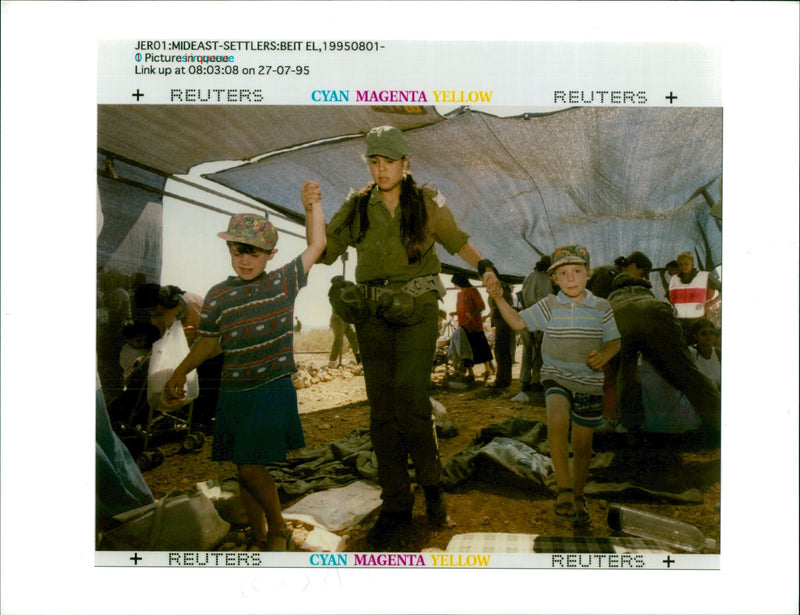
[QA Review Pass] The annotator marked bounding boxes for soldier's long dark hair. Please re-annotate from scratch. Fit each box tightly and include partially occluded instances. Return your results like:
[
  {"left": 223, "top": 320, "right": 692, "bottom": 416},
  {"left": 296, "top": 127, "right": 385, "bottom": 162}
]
[{"left": 336, "top": 173, "right": 428, "bottom": 263}]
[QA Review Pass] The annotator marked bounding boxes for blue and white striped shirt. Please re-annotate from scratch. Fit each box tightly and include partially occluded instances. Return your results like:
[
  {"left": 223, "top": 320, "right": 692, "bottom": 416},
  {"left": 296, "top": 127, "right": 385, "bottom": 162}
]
[{"left": 520, "top": 290, "right": 620, "bottom": 394}]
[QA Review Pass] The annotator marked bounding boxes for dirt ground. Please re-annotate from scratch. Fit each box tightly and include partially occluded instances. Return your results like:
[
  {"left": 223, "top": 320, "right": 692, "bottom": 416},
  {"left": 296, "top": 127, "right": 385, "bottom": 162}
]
[{"left": 138, "top": 346, "right": 721, "bottom": 554}]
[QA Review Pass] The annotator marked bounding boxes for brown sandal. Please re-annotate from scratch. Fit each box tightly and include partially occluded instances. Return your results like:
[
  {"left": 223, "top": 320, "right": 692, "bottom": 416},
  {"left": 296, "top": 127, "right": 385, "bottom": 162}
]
[
  {"left": 266, "top": 524, "right": 294, "bottom": 552},
  {"left": 247, "top": 540, "right": 269, "bottom": 552},
  {"left": 574, "top": 495, "right": 591, "bottom": 527},
  {"left": 554, "top": 488, "right": 576, "bottom": 519}
]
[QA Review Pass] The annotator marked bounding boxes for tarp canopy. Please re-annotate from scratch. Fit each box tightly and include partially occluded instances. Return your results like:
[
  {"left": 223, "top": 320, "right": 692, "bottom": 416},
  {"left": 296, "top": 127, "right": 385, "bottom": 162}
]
[
  {"left": 97, "top": 105, "right": 722, "bottom": 281},
  {"left": 97, "top": 105, "right": 445, "bottom": 176},
  {"left": 96, "top": 154, "right": 164, "bottom": 282}
]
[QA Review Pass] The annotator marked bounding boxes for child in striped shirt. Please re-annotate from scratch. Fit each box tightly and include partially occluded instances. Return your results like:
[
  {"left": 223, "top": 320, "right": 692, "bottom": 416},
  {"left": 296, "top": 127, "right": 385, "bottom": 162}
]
[
  {"left": 488, "top": 244, "right": 620, "bottom": 526},
  {"left": 165, "top": 182, "right": 326, "bottom": 551}
]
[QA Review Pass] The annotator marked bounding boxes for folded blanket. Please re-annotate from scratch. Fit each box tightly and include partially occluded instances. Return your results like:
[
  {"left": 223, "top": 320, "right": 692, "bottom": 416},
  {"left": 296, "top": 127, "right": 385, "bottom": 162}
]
[
  {"left": 442, "top": 417, "right": 713, "bottom": 503},
  {"left": 270, "top": 417, "right": 716, "bottom": 504}
]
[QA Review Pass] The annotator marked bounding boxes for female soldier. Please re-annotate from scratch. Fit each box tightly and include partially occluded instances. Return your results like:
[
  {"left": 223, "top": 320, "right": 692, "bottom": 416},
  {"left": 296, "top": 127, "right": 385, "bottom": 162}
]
[{"left": 309, "top": 126, "right": 500, "bottom": 547}]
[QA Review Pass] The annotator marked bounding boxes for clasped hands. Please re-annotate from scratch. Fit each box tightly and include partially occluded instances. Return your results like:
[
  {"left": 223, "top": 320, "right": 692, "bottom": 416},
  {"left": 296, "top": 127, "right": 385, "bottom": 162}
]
[
  {"left": 302, "top": 181, "right": 322, "bottom": 210},
  {"left": 484, "top": 271, "right": 502, "bottom": 298}
]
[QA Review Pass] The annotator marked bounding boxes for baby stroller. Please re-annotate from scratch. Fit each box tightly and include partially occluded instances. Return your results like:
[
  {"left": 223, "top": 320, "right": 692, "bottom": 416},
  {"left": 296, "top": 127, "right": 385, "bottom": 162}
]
[
  {"left": 433, "top": 316, "right": 458, "bottom": 371},
  {"left": 107, "top": 353, "right": 206, "bottom": 471},
  {"left": 432, "top": 318, "right": 474, "bottom": 386}
]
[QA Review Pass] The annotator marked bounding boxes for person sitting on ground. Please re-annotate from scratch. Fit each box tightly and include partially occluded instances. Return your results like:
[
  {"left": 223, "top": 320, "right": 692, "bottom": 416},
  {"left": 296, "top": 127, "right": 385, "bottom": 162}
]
[
  {"left": 119, "top": 321, "right": 161, "bottom": 384},
  {"left": 689, "top": 318, "right": 721, "bottom": 392},
  {"left": 518, "top": 255, "right": 553, "bottom": 393},
  {"left": 434, "top": 309, "right": 453, "bottom": 355},
  {"left": 668, "top": 251, "right": 721, "bottom": 333},
  {"left": 452, "top": 273, "right": 495, "bottom": 382},
  {"left": 165, "top": 198, "right": 326, "bottom": 552},
  {"left": 432, "top": 310, "right": 448, "bottom": 368},
  {"left": 436, "top": 309, "right": 448, "bottom": 346},
  {"left": 587, "top": 251, "right": 654, "bottom": 421},
  {"left": 607, "top": 272, "right": 721, "bottom": 434},
  {"left": 488, "top": 244, "right": 621, "bottom": 527},
  {"left": 440, "top": 308, "right": 473, "bottom": 378},
  {"left": 328, "top": 312, "right": 361, "bottom": 368}
]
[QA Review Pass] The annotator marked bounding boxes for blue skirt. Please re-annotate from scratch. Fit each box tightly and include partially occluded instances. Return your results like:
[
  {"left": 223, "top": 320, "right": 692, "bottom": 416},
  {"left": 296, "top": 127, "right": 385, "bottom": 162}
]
[{"left": 211, "top": 376, "right": 305, "bottom": 465}]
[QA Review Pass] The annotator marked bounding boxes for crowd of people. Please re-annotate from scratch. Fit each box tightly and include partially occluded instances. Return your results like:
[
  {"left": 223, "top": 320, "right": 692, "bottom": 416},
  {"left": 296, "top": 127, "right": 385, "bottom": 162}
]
[{"left": 97, "top": 124, "right": 722, "bottom": 551}]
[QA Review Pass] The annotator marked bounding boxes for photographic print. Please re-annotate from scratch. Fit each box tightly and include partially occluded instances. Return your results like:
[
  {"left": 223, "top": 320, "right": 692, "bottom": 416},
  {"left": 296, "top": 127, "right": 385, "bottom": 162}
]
[{"left": 2, "top": 3, "right": 798, "bottom": 615}]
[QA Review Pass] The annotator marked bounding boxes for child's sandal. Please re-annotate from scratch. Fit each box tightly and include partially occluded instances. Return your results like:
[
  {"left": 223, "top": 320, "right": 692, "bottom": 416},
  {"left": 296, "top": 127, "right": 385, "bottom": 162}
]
[
  {"left": 266, "top": 524, "right": 294, "bottom": 552},
  {"left": 554, "top": 488, "right": 576, "bottom": 519},
  {"left": 247, "top": 539, "right": 269, "bottom": 552},
  {"left": 574, "top": 495, "right": 591, "bottom": 527}
]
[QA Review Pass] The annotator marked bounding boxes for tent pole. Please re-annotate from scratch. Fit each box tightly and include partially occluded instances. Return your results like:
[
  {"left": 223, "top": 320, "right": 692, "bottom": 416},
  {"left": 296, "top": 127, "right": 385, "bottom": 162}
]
[{"left": 99, "top": 148, "right": 280, "bottom": 218}]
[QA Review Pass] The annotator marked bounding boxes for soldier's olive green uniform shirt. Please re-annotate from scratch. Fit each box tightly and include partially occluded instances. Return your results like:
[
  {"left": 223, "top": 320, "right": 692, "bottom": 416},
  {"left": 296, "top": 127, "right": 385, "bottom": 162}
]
[{"left": 322, "top": 185, "right": 470, "bottom": 282}]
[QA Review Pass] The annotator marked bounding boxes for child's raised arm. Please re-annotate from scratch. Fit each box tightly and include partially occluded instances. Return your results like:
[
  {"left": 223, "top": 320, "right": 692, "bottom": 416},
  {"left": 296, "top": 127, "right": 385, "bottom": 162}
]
[
  {"left": 300, "top": 181, "right": 327, "bottom": 274},
  {"left": 487, "top": 284, "right": 527, "bottom": 331}
]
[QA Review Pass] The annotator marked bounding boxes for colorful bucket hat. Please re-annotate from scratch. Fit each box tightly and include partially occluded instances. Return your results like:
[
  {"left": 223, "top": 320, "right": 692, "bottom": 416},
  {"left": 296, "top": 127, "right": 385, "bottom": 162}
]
[
  {"left": 218, "top": 213, "right": 278, "bottom": 252},
  {"left": 365, "top": 126, "right": 409, "bottom": 160},
  {"left": 548, "top": 244, "right": 590, "bottom": 273}
]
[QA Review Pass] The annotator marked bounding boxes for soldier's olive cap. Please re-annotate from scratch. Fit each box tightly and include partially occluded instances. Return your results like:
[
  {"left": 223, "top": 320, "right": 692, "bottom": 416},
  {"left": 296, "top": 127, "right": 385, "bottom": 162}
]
[
  {"left": 365, "top": 126, "right": 409, "bottom": 160},
  {"left": 548, "top": 244, "right": 590, "bottom": 273}
]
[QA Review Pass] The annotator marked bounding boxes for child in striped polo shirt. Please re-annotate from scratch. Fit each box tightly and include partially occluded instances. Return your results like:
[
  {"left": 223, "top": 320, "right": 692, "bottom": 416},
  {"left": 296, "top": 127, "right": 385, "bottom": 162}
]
[
  {"left": 488, "top": 244, "right": 620, "bottom": 526},
  {"left": 165, "top": 182, "right": 326, "bottom": 551}
]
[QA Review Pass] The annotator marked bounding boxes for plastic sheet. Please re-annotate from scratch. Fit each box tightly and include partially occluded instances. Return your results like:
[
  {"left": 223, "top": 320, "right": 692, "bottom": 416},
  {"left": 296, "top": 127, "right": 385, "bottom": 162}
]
[{"left": 282, "top": 480, "right": 382, "bottom": 533}]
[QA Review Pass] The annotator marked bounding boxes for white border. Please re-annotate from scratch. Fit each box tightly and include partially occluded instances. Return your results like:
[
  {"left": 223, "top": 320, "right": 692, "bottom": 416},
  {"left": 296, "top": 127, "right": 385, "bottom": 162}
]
[
  {"left": 93, "top": 551, "right": 722, "bottom": 571},
  {"left": 2, "top": 2, "right": 798, "bottom": 614}
]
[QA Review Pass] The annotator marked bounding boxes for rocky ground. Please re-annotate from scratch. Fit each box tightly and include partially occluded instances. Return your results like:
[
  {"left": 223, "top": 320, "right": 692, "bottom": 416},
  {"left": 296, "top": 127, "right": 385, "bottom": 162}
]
[{"left": 131, "top": 347, "right": 721, "bottom": 555}]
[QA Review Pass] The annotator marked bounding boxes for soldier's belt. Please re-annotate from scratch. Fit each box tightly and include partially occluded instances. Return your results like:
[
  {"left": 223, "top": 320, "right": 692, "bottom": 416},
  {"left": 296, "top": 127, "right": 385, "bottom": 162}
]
[{"left": 358, "top": 274, "right": 444, "bottom": 301}]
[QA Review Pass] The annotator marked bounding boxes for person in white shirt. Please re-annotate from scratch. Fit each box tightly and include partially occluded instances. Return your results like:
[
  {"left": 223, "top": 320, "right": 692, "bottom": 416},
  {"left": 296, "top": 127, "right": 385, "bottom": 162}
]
[{"left": 689, "top": 319, "right": 721, "bottom": 391}]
